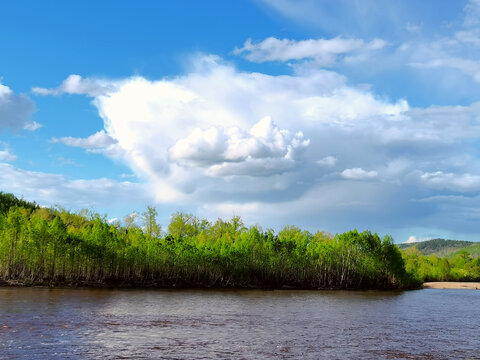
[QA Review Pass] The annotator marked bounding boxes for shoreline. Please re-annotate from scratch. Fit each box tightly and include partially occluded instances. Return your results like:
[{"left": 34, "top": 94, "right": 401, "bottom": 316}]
[
  {"left": 423, "top": 282, "right": 480, "bottom": 289},
  {"left": 0, "top": 279, "right": 406, "bottom": 291}
]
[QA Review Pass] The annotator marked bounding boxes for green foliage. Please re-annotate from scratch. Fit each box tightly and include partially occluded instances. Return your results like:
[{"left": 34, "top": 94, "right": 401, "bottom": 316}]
[
  {"left": 0, "top": 194, "right": 415, "bottom": 289},
  {"left": 0, "top": 192, "right": 38, "bottom": 215},
  {"left": 447, "top": 243, "right": 480, "bottom": 259},
  {"left": 142, "top": 206, "right": 161, "bottom": 238},
  {"left": 402, "top": 245, "right": 480, "bottom": 282},
  {"left": 168, "top": 212, "right": 205, "bottom": 240}
]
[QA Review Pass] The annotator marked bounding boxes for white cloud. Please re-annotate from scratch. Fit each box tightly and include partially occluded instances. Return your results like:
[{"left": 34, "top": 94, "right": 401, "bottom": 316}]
[
  {"left": 78, "top": 57, "right": 415, "bottom": 203},
  {"left": 412, "top": 57, "right": 480, "bottom": 83},
  {"left": 296, "top": 87, "right": 408, "bottom": 124},
  {"left": 255, "top": 0, "right": 480, "bottom": 92},
  {"left": 1, "top": 0, "right": 478, "bottom": 243},
  {"left": 464, "top": 0, "right": 480, "bottom": 28},
  {"left": 33, "top": 54, "right": 480, "bottom": 239},
  {"left": 52, "top": 130, "right": 117, "bottom": 149},
  {"left": 316, "top": 156, "right": 337, "bottom": 167},
  {"left": 41, "top": 58, "right": 480, "bottom": 206},
  {"left": 169, "top": 116, "right": 309, "bottom": 176},
  {"left": 0, "top": 143, "right": 16, "bottom": 162},
  {"left": 405, "top": 235, "right": 431, "bottom": 244},
  {"left": 257, "top": 0, "right": 407, "bottom": 39},
  {"left": 32, "top": 74, "right": 116, "bottom": 97},
  {"left": 405, "top": 22, "right": 422, "bottom": 33},
  {"left": 233, "top": 37, "right": 386, "bottom": 65},
  {"left": 419, "top": 171, "right": 480, "bottom": 192},
  {"left": 0, "top": 81, "right": 37, "bottom": 131},
  {"left": 455, "top": 29, "right": 480, "bottom": 46},
  {"left": 0, "top": 163, "right": 146, "bottom": 209},
  {"left": 405, "top": 0, "right": 480, "bottom": 85},
  {"left": 341, "top": 168, "right": 378, "bottom": 180},
  {"left": 23, "top": 121, "right": 42, "bottom": 131},
  {"left": 405, "top": 235, "right": 417, "bottom": 243}
]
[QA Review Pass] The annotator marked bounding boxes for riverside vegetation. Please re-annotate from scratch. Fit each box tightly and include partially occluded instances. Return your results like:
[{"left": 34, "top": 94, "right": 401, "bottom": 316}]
[
  {"left": 0, "top": 191, "right": 424, "bottom": 289},
  {"left": 401, "top": 242, "right": 480, "bottom": 283}
]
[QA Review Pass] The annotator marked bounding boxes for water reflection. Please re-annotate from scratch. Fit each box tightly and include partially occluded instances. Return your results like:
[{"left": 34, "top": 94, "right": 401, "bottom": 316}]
[{"left": 0, "top": 288, "right": 479, "bottom": 359}]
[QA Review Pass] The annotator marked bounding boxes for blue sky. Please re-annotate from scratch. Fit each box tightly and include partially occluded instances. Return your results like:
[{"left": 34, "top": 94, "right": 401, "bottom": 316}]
[{"left": 2, "top": 0, "right": 480, "bottom": 242}]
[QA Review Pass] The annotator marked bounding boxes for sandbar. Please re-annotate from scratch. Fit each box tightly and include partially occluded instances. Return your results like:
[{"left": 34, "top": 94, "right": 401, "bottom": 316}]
[{"left": 423, "top": 282, "right": 480, "bottom": 289}]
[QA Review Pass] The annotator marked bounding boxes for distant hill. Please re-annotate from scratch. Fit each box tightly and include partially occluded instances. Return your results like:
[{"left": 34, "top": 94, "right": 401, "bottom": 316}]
[{"left": 398, "top": 238, "right": 476, "bottom": 257}]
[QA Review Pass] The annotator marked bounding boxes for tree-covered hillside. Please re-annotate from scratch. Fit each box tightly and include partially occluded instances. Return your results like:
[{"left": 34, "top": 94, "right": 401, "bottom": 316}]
[{"left": 398, "top": 239, "right": 475, "bottom": 257}]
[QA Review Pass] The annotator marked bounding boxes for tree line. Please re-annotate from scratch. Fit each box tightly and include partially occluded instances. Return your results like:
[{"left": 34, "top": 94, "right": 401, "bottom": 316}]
[
  {"left": 0, "top": 191, "right": 419, "bottom": 289},
  {"left": 402, "top": 246, "right": 480, "bottom": 282}
]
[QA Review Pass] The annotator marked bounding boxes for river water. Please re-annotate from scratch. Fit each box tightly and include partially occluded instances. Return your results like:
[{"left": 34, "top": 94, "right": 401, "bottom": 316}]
[{"left": 0, "top": 287, "right": 479, "bottom": 359}]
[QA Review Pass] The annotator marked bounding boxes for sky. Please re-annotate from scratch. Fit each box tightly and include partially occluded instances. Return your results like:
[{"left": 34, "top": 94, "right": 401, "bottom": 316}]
[{"left": 2, "top": 0, "right": 480, "bottom": 242}]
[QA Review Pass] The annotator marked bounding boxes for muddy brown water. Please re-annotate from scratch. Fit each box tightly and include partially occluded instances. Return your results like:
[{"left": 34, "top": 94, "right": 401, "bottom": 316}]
[{"left": 0, "top": 287, "right": 479, "bottom": 359}]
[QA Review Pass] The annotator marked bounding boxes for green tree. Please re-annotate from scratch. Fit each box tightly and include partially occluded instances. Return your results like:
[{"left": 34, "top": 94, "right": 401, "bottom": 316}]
[{"left": 142, "top": 206, "right": 161, "bottom": 238}]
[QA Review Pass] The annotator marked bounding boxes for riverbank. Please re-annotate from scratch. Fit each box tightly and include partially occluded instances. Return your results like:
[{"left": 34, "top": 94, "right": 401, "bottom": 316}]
[
  {"left": 423, "top": 282, "right": 480, "bottom": 289},
  {"left": 0, "top": 193, "right": 418, "bottom": 291},
  {"left": 0, "top": 278, "right": 409, "bottom": 290}
]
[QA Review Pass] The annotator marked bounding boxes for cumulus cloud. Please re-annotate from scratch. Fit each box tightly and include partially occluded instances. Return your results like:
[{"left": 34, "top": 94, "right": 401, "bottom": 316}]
[
  {"left": 169, "top": 116, "right": 309, "bottom": 176},
  {"left": 43, "top": 58, "right": 480, "bottom": 203},
  {"left": 52, "top": 130, "right": 117, "bottom": 149},
  {"left": 79, "top": 57, "right": 416, "bottom": 201},
  {"left": 233, "top": 37, "right": 386, "bottom": 65},
  {"left": 0, "top": 81, "right": 37, "bottom": 131},
  {"left": 3, "top": 0, "right": 479, "bottom": 242},
  {"left": 33, "top": 54, "right": 480, "bottom": 240},
  {"left": 32, "top": 74, "right": 116, "bottom": 97}
]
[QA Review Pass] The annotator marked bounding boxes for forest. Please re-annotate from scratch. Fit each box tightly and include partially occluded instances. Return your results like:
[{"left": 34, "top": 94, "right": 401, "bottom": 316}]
[
  {"left": 402, "top": 246, "right": 480, "bottom": 282},
  {"left": 0, "top": 191, "right": 422, "bottom": 290}
]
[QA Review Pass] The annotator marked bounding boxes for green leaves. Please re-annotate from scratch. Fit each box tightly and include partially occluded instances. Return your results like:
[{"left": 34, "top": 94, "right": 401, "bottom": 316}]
[
  {"left": 402, "top": 246, "right": 480, "bottom": 283},
  {"left": 0, "top": 198, "right": 417, "bottom": 289}
]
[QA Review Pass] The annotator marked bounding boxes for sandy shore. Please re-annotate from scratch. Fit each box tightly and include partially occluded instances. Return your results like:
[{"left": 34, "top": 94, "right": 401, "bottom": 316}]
[{"left": 423, "top": 282, "right": 480, "bottom": 289}]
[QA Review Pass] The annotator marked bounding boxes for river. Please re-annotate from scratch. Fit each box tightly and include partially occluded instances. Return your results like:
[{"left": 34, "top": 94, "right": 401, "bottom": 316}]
[{"left": 0, "top": 287, "right": 479, "bottom": 359}]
